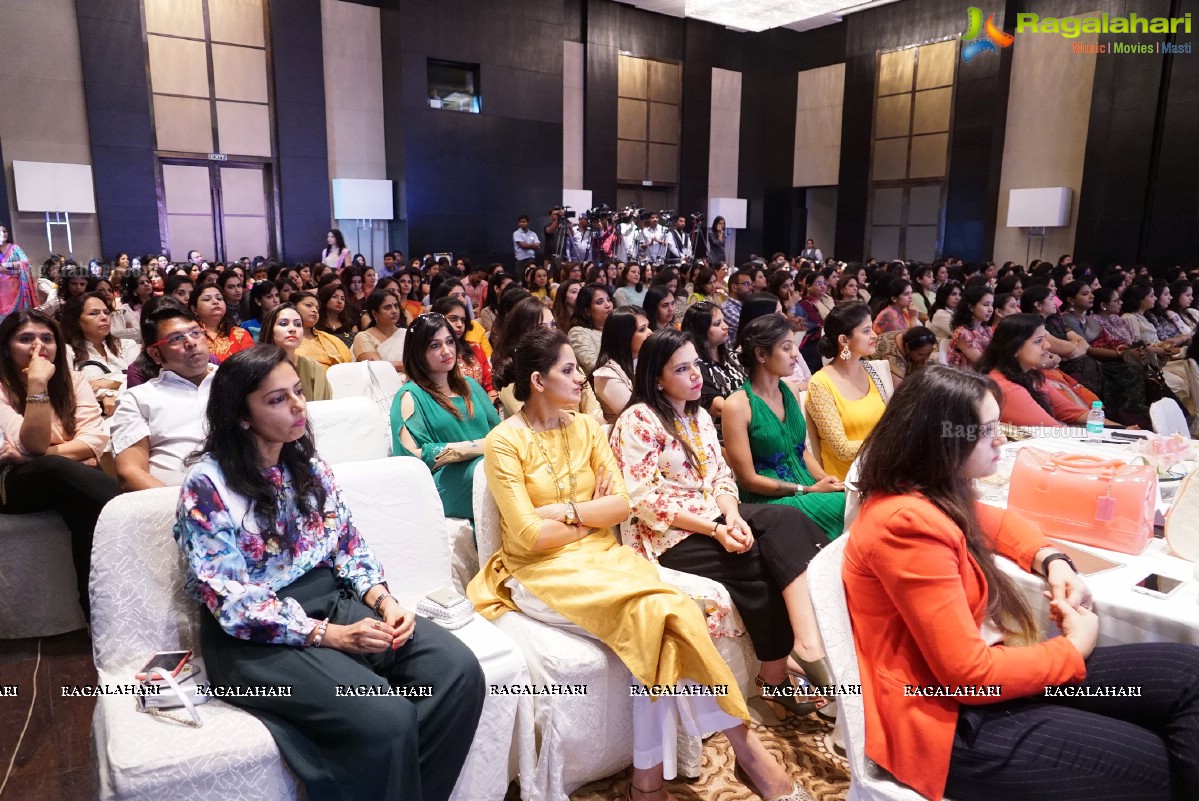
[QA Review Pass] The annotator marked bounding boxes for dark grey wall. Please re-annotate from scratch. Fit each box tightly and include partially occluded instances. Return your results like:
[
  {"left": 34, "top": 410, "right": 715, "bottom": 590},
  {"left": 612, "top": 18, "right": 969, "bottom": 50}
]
[{"left": 382, "top": 0, "right": 566, "bottom": 267}]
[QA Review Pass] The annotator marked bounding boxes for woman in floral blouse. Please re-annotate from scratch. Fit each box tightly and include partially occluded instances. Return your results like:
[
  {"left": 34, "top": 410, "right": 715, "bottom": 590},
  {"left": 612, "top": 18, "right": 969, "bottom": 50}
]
[
  {"left": 947, "top": 285, "right": 994, "bottom": 369},
  {"left": 611, "top": 328, "right": 833, "bottom": 717},
  {"left": 174, "top": 346, "right": 484, "bottom": 801}
]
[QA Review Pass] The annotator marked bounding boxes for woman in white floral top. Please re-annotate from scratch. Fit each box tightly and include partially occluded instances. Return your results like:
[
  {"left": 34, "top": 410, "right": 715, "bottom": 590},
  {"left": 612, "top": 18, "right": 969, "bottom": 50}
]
[{"left": 611, "top": 328, "right": 833, "bottom": 717}]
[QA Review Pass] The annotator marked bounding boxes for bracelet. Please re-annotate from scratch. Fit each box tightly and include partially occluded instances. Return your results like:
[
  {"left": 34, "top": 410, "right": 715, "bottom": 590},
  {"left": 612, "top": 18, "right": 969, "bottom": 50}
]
[
  {"left": 795, "top": 484, "right": 807, "bottom": 496},
  {"left": 26, "top": 392, "right": 49, "bottom": 404},
  {"left": 710, "top": 520, "right": 721, "bottom": 537},
  {"left": 372, "top": 592, "right": 395, "bottom": 616},
  {"left": 309, "top": 619, "right": 329, "bottom": 648},
  {"left": 1040, "top": 552, "right": 1076, "bottom": 578},
  {"left": 567, "top": 501, "right": 581, "bottom": 526}
]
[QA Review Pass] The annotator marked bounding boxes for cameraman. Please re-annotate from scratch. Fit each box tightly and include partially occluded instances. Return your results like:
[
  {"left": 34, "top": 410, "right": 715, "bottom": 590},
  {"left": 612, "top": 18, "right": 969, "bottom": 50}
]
[
  {"left": 636, "top": 211, "right": 669, "bottom": 265},
  {"left": 569, "top": 213, "right": 595, "bottom": 263},
  {"left": 665, "top": 214, "right": 692, "bottom": 264},
  {"left": 544, "top": 207, "right": 572, "bottom": 261},
  {"left": 614, "top": 209, "right": 640, "bottom": 263}
]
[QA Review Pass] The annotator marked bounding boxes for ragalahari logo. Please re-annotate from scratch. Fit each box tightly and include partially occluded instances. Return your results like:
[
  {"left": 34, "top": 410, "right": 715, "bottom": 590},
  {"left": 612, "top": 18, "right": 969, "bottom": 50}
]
[{"left": 961, "top": 7, "right": 1015, "bottom": 62}]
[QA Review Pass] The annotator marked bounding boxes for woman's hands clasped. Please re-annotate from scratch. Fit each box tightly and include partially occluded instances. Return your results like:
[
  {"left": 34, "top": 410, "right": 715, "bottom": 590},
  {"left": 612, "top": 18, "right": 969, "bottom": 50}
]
[
  {"left": 324, "top": 601, "right": 415, "bottom": 654},
  {"left": 713, "top": 514, "right": 754, "bottom": 554}
]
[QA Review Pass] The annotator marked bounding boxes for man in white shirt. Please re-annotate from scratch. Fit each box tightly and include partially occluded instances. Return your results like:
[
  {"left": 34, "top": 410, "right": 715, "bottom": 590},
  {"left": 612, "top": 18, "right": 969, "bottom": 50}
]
[
  {"left": 111, "top": 303, "right": 215, "bottom": 491},
  {"left": 637, "top": 211, "right": 669, "bottom": 264},
  {"left": 800, "top": 239, "right": 823, "bottom": 263},
  {"left": 666, "top": 214, "right": 693, "bottom": 264},
  {"left": 512, "top": 215, "right": 541, "bottom": 271}
]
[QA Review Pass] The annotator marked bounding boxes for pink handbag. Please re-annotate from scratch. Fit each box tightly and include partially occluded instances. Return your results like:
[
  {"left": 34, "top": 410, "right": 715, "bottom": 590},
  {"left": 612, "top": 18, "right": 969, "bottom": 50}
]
[{"left": 1006, "top": 448, "right": 1156, "bottom": 554}]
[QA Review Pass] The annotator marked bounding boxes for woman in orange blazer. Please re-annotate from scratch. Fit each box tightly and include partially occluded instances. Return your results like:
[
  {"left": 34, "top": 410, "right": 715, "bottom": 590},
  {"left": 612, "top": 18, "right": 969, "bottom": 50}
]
[{"left": 843, "top": 365, "right": 1199, "bottom": 801}]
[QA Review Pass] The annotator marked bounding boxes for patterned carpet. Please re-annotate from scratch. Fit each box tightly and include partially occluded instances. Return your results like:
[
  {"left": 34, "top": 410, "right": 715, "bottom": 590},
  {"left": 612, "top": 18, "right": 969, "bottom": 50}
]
[{"left": 564, "top": 709, "right": 850, "bottom": 801}]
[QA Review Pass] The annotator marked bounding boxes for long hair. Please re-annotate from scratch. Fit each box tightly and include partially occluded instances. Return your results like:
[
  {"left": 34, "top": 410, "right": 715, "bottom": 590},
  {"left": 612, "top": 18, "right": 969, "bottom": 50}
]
[
  {"left": 326, "top": 228, "right": 347, "bottom": 254},
  {"left": 512, "top": 327, "right": 570, "bottom": 402},
  {"left": 929, "top": 280, "right": 963, "bottom": 317},
  {"left": 1019, "top": 285, "right": 1053, "bottom": 315},
  {"left": 832, "top": 273, "right": 859, "bottom": 301},
  {"left": 975, "top": 313, "right": 1053, "bottom": 415},
  {"left": 951, "top": 285, "right": 993, "bottom": 331},
  {"left": 629, "top": 328, "right": 701, "bottom": 467},
  {"left": 402, "top": 313, "right": 474, "bottom": 419},
  {"left": 619, "top": 262, "right": 644, "bottom": 292},
  {"left": 1168, "top": 279, "right": 1194, "bottom": 315},
  {"left": 120, "top": 271, "right": 148, "bottom": 309},
  {"left": 552, "top": 278, "right": 581, "bottom": 330},
  {"left": 594, "top": 305, "right": 644, "bottom": 381},
  {"left": 245, "top": 280, "right": 277, "bottom": 324},
  {"left": 492, "top": 296, "right": 550, "bottom": 390},
  {"left": 258, "top": 302, "right": 298, "bottom": 346},
  {"left": 737, "top": 313, "right": 793, "bottom": 374},
  {"left": 60, "top": 292, "right": 121, "bottom": 371},
  {"left": 872, "top": 277, "right": 911, "bottom": 316},
  {"left": 682, "top": 300, "right": 727, "bottom": 364},
  {"left": 642, "top": 284, "right": 675, "bottom": 331},
  {"left": 190, "top": 283, "right": 233, "bottom": 337},
  {"left": 569, "top": 283, "right": 611, "bottom": 331},
  {"left": 0, "top": 309, "right": 77, "bottom": 438},
  {"left": 193, "top": 346, "right": 326, "bottom": 536},
  {"left": 818, "top": 301, "right": 871, "bottom": 360},
  {"left": 315, "top": 281, "right": 356, "bottom": 333},
  {"left": 432, "top": 296, "right": 477, "bottom": 366},
  {"left": 484, "top": 271, "right": 511, "bottom": 314},
  {"left": 489, "top": 284, "right": 534, "bottom": 348},
  {"left": 856, "top": 365, "right": 1039, "bottom": 645},
  {"left": 363, "top": 289, "right": 405, "bottom": 330}
]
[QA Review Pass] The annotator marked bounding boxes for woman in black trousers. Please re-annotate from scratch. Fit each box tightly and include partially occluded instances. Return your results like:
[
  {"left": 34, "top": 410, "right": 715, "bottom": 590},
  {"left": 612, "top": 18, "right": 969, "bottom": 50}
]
[
  {"left": 0, "top": 309, "right": 120, "bottom": 615},
  {"left": 174, "top": 346, "right": 485, "bottom": 800}
]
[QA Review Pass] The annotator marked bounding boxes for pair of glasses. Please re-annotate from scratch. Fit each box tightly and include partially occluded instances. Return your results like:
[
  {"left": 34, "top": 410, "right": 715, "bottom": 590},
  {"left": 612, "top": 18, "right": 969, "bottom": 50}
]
[{"left": 150, "top": 328, "right": 205, "bottom": 349}]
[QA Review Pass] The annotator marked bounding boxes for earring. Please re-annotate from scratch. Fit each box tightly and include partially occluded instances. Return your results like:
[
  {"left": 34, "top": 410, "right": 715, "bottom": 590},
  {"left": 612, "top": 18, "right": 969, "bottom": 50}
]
[
  {"left": 240, "top": 421, "right": 250, "bottom": 430},
  {"left": 656, "top": 385, "right": 663, "bottom": 391},
  {"left": 840, "top": 345, "right": 851, "bottom": 361}
]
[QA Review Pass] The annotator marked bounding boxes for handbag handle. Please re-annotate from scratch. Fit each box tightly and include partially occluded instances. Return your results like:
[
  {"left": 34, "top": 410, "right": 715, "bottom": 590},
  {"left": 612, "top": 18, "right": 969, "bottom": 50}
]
[{"left": 1041, "top": 453, "right": 1126, "bottom": 474}]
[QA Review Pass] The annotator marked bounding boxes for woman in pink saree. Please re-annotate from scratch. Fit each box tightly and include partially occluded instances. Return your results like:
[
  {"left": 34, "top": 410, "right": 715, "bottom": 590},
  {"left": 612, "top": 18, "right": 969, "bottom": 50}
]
[{"left": 0, "top": 223, "right": 37, "bottom": 318}]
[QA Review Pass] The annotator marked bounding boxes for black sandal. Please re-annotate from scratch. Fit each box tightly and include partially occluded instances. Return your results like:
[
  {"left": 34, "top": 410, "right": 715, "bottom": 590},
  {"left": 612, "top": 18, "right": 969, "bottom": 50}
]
[{"left": 755, "top": 674, "right": 823, "bottom": 716}]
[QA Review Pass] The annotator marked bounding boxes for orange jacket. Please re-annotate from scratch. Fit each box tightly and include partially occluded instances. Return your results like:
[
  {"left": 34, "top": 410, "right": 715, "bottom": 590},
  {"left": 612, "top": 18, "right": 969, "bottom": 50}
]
[{"left": 843, "top": 495, "right": 1087, "bottom": 800}]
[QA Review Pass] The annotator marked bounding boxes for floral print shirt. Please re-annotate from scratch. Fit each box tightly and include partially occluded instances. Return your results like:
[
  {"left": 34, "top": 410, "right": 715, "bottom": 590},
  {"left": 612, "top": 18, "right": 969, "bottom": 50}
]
[
  {"left": 610, "top": 404, "right": 738, "bottom": 560},
  {"left": 173, "top": 455, "right": 386, "bottom": 646}
]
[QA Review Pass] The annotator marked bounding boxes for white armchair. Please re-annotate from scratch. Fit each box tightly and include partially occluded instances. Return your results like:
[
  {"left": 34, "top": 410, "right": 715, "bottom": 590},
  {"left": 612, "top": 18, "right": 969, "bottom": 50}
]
[{"left": 91, "top": 457, "right": 534, "bottom": 801}]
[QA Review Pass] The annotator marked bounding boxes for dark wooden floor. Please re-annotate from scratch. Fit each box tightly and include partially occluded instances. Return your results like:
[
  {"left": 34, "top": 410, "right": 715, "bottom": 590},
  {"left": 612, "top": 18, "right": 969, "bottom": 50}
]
[{"left": 0, "top": 630, "right": 96, "bottom": 800}]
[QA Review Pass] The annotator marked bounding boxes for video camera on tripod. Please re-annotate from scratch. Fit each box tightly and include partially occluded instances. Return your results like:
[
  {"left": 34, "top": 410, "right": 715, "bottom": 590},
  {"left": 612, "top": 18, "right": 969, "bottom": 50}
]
[{"left": 550, "top": 205, "right": 577, "bottom": 220}]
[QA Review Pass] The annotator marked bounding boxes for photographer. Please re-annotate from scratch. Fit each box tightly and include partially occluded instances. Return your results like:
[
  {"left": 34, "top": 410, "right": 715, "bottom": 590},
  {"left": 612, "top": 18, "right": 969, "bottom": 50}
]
[
  {"left": 569, "top": 213, "right": 595, "bottom": 263},
  {"left": 636, "top": 211, "right": 669, "bottom": 265},
  {"left": 666, "top": 214, "right": 693, "bottom": 265},
  {"left": 544, "top": 207, "right": 570, "bottom": 262},
  {"left": 614, "top": 208, "right": 641, "bottom": 263}
]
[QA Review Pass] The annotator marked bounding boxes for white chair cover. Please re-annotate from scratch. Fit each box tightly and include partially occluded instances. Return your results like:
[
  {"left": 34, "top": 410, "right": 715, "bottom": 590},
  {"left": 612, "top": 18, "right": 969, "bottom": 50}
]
[
  {"left": 307, "top": 396, "right": 391, "bottom": 464},
  {"left": 1149, "top": 397, "right": 1189, "bottom": 437},
  {"left": 0, "top": 511, "right": 85, "bottom": 639}
]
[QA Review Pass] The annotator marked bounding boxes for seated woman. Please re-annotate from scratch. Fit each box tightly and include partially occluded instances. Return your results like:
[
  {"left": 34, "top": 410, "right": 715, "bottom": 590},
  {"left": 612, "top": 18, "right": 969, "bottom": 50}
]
[
  {"left": 392, "top": 270, "right": 425, "bottom": 324},
  {"left": 390, "top": 313, "right": 499, "bottom": 521},
  {"left": 550, "top": 278, "right": 580, "bottom": 332},
  {"left": 292, "top": 291, "right": 353, "bottom": 369},
  {"left": 736, "top": 292, "right": 812, "bottom": 388},
  {"left": 432, "top": 278, "right": 492, "bottom": 361},
  {"left": 872, "top": 278, "right": 917, "bottom": 334},
  {"left": 479, "top": 272, "right": 514, "bottom": 333},
  {"left": 240, "top": 280, "right": 280, "bottom": 341},
  {"left": 686, "top": 267, "right": 719, "bottom": 306},
  {"left": 111, "top": 272, "right": 153, "bottom": 341},
  {"left": 471, "top": 328, "right": 805, "bottom": 801},
  {"left": 0, "top": 309, "right": 120, "bottom": 615},
  {"left": 722, "top": 315, "right": 846, "bottom": 541},
  {"left": 872, "top": 325, "right": 935, "bottom": 388},
  {"left": 977, "top": 313, "right": 1120, "bottom": 429},
  {"left": 353, "top": 289, "right": 407, "bottom": 374},
  {"left": 947, "top": 285, "right": 994, "bottom": 369},
  {"left": 315, "top": 281, "right": 358, "bottom": 351},
  {"left": 216, "top": 270, "right": 245, "bottom": 326},
  {"left": 566, "top": 283, "right": 613, "bottom": 374},
  {"left": 612, "top": 328, "right": 834, "bottom": 718},
  {"left": 523, "top": 264, "right": 552, "bottom": 305},
  {"left": 1145, "top": 280, "right": 1193, "bottom": 349},
  {"left": 845, "top": 364, "right": 1199, "bottom": 801},
  {"left": 174, "top": 346, "right": 485, "bottom": 801},
  {"left": 612, "top": 262, "right": 647, "bottom": 308},
  {"left": 805, "top": 302, "right": 888, "bottom": 481},
  {"left": 257, "top": 303, "right": 333, "bottom": 401},
  {"left": 591, "top": 305, "right": 649, "bottom": 424},
  {"left": 927, "top": 280, "right": 962, "bottom": 341},
  {"left": 642, "top": 284, "right": 676, "bottom": 332},
  {"left": 989, "top": 292, "right": 1021, "bottom": 331},
  {"left": 432, "top": 296, "right": 494, "bottom": 399},
  {"left": 681, "top": 301, "right": 746, "bottom": 429},
  {"left": 190, "top": 284, "right": 254, "bottom": 363},
  {"left": 61, "top": 292, "right": 142, "bottom": 417}
]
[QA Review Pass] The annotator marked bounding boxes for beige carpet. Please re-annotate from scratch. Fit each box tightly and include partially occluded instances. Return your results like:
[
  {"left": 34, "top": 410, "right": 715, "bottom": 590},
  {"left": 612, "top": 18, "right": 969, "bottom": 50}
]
[{"left": 565, "top": 710, "right": 850, "bottom": 801}]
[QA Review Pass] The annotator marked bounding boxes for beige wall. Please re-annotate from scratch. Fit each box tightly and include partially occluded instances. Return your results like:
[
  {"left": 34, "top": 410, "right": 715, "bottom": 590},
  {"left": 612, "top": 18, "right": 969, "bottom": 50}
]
[
  {"left": 563, "top": 41, "right": 585, "bottom": 191},
  {"left": 0, "top": 0, "right": 100, "bottom": 263},
  {"left": 994, "top": 17, "right": 1098, "bottom": 266},
  {"left": 793, "top": 63, "right": 845, "bottom": 188}
]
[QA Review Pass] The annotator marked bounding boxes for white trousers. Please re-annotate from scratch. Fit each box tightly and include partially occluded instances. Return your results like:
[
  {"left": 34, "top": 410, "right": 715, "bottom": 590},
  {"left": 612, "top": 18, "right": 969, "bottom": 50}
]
[{"left": 506, "top": 578, "right": 742, "bottom": 776}]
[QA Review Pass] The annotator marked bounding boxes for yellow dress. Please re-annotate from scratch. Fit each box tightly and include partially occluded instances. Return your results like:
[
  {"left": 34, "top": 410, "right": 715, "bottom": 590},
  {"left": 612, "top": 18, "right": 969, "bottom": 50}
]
[
  {"left": 805, "top": 368, "right": 886, "bottom": 480},
  {"left": 467, "top": 413, "right": 748, "bottom": 721},
  {"left": 296, "top": 329, "right": 353, "bottom": 368}
]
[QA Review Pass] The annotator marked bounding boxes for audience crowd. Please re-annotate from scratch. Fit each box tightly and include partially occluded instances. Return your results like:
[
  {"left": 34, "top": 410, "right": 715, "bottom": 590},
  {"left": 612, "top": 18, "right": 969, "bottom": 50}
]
[{"left": 4, "top": 220, "right": 1199, "bottom": 801}]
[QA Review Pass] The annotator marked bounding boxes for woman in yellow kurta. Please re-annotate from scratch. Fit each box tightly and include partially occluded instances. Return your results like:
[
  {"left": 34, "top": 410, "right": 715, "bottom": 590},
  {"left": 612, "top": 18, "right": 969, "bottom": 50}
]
[
  {"left": 292, "top": 291, "right": 353, "bottom": 368},
  {"left": 805, "top": 301, "right": 888, "bottom": 480},
  {"left": 467, "top": 327, "right": 802, "bottom": 801}
]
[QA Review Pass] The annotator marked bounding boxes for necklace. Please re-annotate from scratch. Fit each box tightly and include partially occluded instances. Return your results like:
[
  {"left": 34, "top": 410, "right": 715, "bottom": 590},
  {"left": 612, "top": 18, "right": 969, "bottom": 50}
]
[
  {"left": 520, "top": 410, "right": 577, "bottom": 504},
  {"left": 673, "top": 413, "right": 710, "bottom": 496}
]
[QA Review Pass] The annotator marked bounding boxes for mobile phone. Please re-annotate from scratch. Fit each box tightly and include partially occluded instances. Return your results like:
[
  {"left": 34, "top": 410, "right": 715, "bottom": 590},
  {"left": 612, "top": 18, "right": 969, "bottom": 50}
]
[
  {"left": 1131, "top": 573, "right": 1185, "bottom": 600},
  {"left": 135, "top": 650, "right": 192, "bottom": 681},
  {"left": 426, "top": 586, "right": 464, "bottom": 608}
]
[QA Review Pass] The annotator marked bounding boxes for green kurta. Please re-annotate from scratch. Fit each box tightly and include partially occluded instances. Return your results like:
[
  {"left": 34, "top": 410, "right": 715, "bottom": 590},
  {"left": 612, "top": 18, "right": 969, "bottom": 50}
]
[
  {"left": 390, "top": 377, "right": 499, "bottom": 519},
  {"left": 739, "top": 380, "right": 846, "bottom": 540}
]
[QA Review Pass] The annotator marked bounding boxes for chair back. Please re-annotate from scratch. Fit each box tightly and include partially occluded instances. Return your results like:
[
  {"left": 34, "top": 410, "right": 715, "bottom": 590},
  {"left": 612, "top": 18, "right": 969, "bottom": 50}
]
[
  {"left": 1149, "top": 398, "right": 1188, "bottom": 437},
  {"left": 326, "top": 360, "right": 405, "bottom": 400},
  {"left": 936, "top": 339, "right": 950, "bottom": 365},
  {"left": 800, "top": 390, "right": 824, "bottom": 468},
  {"left": 473, "top": 458, "right": 503, "bottom": 563},
  {"left": 308, "top": 396, "right": 392, "bottom": 463}
]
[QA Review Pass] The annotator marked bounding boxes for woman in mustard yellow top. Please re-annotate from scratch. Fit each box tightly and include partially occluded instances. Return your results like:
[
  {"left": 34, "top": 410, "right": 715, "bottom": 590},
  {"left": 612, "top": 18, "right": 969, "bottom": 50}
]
[
  {"left": 292, "top": 291, "right": 353, "bottom": 368},
  {"left": 467, "top": 327, "right": 802, "bottom": 801},
  {"left": 805, "top": 302, "right": 889, "bottom": 480}
]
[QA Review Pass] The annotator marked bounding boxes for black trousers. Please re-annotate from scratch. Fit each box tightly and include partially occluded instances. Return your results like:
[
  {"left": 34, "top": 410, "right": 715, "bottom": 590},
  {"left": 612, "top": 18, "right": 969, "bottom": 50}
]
[
  {"left": 946, "top": 643, "right": 1199, "bottom": 801},
  {"left": 200, "top": 569, "right": 487, "bottom": 801},
  {"left": 0, "top": 454, "right": 120, "bottom": 615},
  {"left": 656, "top": 502, "right": 825, "bottom": 662}
]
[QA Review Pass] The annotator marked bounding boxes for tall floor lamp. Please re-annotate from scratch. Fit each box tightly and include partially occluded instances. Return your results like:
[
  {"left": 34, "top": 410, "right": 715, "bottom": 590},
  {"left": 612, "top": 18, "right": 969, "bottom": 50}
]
[{"left": 1006, "top": 187, "right": 1072, "bottom": 264}]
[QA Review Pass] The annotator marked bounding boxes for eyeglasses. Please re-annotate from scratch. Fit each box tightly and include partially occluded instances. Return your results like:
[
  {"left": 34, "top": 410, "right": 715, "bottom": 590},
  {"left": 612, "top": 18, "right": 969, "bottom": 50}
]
[{"left": 150, "top": 328, "right": 205, "bottom": 349}]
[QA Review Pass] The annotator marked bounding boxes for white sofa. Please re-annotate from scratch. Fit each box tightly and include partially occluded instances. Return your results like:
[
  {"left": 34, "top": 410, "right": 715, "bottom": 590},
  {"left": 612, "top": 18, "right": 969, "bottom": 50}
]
[
  {"left": 90, "top": 457, "right": 534, "bottom": 801},
  {"left": 472, "top": 472, "right": 758, "bottom": 801},
  {"left": 0, "top": 511, "right": 85, "bottom": 639}
]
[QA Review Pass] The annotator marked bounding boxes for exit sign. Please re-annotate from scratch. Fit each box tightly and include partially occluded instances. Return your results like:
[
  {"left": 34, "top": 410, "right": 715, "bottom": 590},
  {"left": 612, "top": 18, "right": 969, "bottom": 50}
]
[{"left": 208, "top": 153, "right": 228, "bottom": 161}]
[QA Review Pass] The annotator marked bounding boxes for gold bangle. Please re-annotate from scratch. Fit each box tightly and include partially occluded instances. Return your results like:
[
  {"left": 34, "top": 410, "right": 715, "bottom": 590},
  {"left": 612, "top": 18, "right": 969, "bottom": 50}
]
[{"left": 26, "top": 393, "right": 49, "bottom": 404}]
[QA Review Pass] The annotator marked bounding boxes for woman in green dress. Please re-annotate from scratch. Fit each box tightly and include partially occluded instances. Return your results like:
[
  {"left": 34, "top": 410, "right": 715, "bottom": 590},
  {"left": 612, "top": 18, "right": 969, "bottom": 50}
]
[
  {"left": 390, "top": 312, "right": 500, "bottom": 519},
  {"left": 722, "top": 313, "right": 846, "bottom": 540}
]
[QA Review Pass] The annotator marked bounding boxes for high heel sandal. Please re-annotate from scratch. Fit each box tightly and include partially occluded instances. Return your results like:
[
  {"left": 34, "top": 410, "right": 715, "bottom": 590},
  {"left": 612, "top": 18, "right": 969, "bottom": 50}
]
[
  {"left": 734, "top": 762, "right": 808, "bottom": 801},
  {"left": 755, "top": 674, "right": 822, "bottom": 717}
]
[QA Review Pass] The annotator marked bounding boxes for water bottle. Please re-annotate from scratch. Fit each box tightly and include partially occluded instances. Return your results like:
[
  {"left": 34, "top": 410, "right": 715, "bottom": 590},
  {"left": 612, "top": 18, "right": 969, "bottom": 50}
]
[{"left": 1086, "top": 401, "right": 1104, "bottom": 441}]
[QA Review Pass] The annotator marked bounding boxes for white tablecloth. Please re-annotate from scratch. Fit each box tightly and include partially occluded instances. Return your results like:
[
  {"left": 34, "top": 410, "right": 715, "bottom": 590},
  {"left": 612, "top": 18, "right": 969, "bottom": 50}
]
[{"left": 982, "top": 437, "right": 1199, "bottom": 646}]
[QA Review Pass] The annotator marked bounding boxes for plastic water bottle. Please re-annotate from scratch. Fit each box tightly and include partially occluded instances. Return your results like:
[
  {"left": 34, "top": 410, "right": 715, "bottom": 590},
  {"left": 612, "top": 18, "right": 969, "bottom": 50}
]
[{"left": 1086, "top": 401, "right": 1104, "bottom": 442}]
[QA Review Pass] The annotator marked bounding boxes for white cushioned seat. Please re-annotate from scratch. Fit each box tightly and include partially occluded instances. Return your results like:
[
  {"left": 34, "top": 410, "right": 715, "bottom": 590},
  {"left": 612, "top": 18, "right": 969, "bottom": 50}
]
[
  {"left": 307, "top": 396, "right": 392, "bottom": 464},
  {"left": 0, "top": 511, "right": 85, "bottom": 639},
  {"left": 92, "top": 457, "right": 534, "bottom": 801}
]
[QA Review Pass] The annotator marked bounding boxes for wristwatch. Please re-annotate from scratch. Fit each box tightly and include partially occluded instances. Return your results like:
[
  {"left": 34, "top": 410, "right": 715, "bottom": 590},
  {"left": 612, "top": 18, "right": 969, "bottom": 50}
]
[
  {"left": 564, "top": 503, "right": 578, "bottom": 526},
  {"left": 1039, "top": 552, "right": 1076, "bottom": 578}
]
